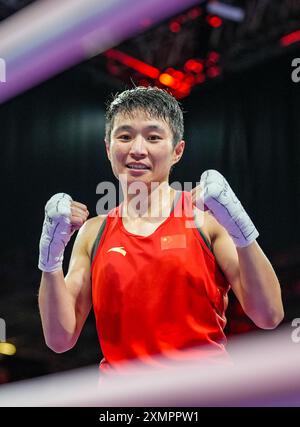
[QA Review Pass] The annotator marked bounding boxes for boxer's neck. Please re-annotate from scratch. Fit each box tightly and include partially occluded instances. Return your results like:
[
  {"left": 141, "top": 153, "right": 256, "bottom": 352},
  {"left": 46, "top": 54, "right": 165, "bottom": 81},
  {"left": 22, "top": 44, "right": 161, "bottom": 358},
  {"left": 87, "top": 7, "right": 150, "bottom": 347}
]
[{"left": 121, "top": 182, "right": 176, "bottom": 221}]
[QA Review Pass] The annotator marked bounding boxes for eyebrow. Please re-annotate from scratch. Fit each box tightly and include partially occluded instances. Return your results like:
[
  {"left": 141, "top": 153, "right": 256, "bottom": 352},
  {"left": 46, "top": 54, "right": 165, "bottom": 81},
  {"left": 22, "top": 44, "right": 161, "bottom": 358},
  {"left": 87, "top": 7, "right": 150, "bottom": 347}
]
[{"left": 113, "top": 125, "right": 166, "bottom": 134}]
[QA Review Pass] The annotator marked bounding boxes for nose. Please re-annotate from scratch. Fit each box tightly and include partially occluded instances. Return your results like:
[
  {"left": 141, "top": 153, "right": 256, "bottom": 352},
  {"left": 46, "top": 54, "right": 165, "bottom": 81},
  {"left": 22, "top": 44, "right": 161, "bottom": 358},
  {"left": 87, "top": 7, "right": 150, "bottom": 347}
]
[{"left": 128, "top": 135, "right": 147, "bottom": 158}]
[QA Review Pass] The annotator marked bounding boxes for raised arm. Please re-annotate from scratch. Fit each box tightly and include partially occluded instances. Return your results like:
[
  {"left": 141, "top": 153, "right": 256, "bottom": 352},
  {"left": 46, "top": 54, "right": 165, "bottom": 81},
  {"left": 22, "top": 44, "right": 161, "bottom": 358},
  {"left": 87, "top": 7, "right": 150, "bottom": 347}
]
[
  {"left": 192, "top": 170, "right": 284, "bottom": 329},
  {"left": 38, "top": 193, "right": 101, "bottom": 352},
  {"left": 208, "top": 214, "right": 284, "bottom": 329},
  {"left": 39, "top": 224, "right": 91, "bottom": 352}
]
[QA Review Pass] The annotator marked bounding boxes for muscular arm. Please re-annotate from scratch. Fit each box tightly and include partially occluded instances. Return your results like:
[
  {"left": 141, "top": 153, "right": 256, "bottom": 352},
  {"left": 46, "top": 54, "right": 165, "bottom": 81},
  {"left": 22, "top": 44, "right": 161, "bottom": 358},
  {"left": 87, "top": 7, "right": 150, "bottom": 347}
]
[
  {"left": 206, "top": 212, "right": 284, "bottom": 329},
  {"left": 38, "top": 216, "right": 104, "bottom": 352}
]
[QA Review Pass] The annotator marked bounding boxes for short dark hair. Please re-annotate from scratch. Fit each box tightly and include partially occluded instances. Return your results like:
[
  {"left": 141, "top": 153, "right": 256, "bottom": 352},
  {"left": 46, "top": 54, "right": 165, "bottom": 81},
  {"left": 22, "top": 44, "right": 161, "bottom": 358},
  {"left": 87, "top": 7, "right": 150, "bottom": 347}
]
[{"left": 105, "top": 86, "right": 184, "bottom": 148}]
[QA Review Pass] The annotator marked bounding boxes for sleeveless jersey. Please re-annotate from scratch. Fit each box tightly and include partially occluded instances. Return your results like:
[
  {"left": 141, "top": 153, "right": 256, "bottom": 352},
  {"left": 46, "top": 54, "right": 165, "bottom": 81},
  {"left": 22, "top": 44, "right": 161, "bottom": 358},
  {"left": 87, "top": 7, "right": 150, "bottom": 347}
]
[{"left": 91, "top": 191, "right": 230, "bottom": 372}]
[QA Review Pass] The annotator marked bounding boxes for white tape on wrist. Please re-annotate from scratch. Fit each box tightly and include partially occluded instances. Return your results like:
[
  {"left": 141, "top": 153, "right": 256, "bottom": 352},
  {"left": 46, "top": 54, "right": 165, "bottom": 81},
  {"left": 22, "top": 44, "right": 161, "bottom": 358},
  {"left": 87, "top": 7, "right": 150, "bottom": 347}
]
[
  {"left": 38, "top": 193, "right": 74, "bottom": 272},
  {"left": 199, "top": 170, "right": 259, "bottom": 248}
]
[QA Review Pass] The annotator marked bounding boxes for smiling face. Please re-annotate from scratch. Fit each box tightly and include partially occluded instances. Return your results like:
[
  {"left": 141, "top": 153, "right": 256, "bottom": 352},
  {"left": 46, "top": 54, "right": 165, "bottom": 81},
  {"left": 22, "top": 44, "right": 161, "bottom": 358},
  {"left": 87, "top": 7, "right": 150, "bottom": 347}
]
[{"left": 105, "top": 109, "right": 185, "bottom": 187}]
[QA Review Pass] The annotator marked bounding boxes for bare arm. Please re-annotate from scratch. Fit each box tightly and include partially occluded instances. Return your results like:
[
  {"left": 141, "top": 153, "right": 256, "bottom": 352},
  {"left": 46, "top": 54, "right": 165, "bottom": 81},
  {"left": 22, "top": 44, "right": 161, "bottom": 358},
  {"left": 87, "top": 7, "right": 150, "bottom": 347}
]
[
  {"left": 192, "top": 170, "right": 284, "bottom": 330},
  {"left": 208, "top": 214, "right": 284, "bottom": 329},
  {"left": 38, "top": 216, "right": 104, "bottom": 352}
]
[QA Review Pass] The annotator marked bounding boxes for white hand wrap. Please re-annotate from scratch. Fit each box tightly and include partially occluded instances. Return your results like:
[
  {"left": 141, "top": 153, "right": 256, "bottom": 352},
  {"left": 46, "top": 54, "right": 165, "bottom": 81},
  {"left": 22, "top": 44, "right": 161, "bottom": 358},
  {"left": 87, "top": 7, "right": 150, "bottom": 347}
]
[
  {"left": 199, "top": 170, "right": 259, "bottom": 248},
  {"left": 38, "top": 193, "right": 74, "bottom": 272}
]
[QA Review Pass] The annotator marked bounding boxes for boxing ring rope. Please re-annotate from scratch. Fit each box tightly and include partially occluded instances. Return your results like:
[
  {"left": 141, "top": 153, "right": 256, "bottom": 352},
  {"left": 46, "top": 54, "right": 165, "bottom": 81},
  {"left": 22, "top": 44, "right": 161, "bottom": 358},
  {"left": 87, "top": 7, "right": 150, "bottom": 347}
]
[
  {"left": 0, "top": 325, "right": 299, "bottom": 406},
  {"left": 0, "top": 0, "right": 202, "bottom": 104}
]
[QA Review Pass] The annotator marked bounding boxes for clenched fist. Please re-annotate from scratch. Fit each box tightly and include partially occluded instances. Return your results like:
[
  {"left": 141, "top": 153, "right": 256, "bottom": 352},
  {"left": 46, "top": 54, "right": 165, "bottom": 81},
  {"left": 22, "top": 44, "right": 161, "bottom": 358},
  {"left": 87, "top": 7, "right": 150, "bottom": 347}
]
[
  {"left": 191, "top": 170, "right": 259, "bottom": 248},
  {"left": 38, "top": 193, "right": 89, "bottom": 272}
]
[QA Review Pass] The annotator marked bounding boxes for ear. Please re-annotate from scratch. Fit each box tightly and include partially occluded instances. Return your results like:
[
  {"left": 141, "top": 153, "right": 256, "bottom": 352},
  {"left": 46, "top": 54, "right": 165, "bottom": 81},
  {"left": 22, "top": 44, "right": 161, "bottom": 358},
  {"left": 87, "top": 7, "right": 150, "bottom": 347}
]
[
  {"left": 105, "top": 139, "right": 111, "bottom": 161},
  {"left": 172, "top": 140, "right": 185, "bottom": 165}
]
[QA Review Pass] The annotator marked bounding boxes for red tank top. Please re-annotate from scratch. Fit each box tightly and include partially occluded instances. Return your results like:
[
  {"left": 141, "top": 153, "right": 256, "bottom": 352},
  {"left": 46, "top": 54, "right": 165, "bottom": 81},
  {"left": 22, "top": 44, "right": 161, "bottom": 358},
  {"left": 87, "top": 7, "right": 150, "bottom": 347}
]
[{"left": 91, "top": 191, "right": 230, "bottom": 372}]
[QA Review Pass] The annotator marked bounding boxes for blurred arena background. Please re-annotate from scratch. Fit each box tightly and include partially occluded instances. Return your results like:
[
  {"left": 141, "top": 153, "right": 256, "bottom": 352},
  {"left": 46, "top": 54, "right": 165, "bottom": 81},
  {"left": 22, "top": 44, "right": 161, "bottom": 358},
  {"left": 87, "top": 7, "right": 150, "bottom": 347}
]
[{"left": 0, "top": 0, "right": 299, "bottom": 386}]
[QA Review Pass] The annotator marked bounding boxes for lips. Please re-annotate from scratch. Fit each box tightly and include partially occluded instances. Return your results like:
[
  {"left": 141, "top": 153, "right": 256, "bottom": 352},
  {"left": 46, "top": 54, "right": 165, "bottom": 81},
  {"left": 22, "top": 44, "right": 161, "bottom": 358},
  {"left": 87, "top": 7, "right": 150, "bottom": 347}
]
[{"left": 126, "top": 162, "right": 150, "bottom": 170}]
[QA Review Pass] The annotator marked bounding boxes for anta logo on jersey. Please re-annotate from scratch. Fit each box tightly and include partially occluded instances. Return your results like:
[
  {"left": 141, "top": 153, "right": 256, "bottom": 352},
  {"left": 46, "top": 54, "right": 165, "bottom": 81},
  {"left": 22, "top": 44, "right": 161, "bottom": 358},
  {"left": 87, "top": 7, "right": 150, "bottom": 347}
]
[{"left": 107, "top": 246, "right": 127, "bottom": 256}]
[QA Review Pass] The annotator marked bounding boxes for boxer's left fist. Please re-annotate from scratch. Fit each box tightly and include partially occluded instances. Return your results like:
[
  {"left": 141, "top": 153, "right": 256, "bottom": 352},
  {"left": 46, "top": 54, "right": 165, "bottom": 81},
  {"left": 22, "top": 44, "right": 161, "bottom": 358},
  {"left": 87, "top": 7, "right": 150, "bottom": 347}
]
[{"left": 191, "top": 170, "right": 259, "bottom": 248}]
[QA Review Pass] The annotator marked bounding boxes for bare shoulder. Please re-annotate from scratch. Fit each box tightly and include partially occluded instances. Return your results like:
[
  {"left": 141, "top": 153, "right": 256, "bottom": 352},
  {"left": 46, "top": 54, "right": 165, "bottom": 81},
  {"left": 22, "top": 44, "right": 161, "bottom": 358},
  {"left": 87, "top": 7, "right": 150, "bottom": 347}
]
[
  {"left": 80, "top": 214, "right": 107, "bottom": 234},
  {"left": 193, "top": 206, "right": 239, "bottom": 286},
  {"left": 76, "top": 214, "right": 107, "bottom": 257},
  {"left": 193, "top": 206, "right": 223, "bottom": 245}
]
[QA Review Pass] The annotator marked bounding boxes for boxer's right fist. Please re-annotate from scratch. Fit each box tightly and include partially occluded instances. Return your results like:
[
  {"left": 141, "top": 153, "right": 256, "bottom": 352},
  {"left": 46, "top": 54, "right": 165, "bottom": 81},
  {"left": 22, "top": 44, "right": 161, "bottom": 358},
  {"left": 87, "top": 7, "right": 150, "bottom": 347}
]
[{"left": 38, "top": 193, "right": 89, "bottom": 272}]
